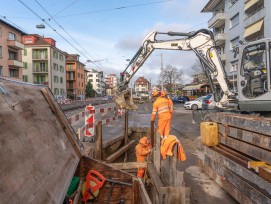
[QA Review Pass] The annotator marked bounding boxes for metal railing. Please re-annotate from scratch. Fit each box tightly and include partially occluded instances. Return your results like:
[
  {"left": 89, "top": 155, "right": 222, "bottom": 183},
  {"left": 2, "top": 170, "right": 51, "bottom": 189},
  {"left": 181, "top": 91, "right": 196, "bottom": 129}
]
[
  {"left": 244, "top": 7, "right": 265, "bottom": 28},
  {"left": 208, "top": 12, "right": 226, "bottom": 28}
]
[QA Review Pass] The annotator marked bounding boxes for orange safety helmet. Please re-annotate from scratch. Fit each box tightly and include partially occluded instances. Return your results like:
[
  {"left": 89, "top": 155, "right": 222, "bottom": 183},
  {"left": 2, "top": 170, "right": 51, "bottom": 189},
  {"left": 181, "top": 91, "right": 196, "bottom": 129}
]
[
  {"left": 161, "top": 91, "right": 167, "bottom": 97},
  {"left": 139, "top": 136, "right": 148, "bottom": 144},
  {"left": 152, "top": 90, "right": 160, "bottom": 97}
]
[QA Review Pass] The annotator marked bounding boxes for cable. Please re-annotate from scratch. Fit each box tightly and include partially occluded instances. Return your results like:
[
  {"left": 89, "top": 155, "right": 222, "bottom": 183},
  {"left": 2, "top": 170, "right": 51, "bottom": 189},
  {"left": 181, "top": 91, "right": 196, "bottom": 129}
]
[
  {"left": 0, "top": 15, "right": 29, "bottom": 33},
  {"left": 55, "top": 0, "right": 173, "bottom": 18},
  {"left": 52, "top": 0, "right": 80, "bottom": 17}
]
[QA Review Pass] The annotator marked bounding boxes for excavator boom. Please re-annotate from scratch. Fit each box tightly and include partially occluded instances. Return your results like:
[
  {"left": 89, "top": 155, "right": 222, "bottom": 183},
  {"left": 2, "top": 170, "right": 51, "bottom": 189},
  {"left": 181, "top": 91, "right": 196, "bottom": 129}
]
[{"left": 116, "top": 29, "right": 234, "bottom": 110}]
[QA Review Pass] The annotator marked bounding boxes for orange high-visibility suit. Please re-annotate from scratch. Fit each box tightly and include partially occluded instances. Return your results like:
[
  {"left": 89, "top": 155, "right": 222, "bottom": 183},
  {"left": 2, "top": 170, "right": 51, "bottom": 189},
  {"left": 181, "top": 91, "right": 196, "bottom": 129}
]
[
  {"left": 135, "top": 137, "right": 151, "bottom": 178},
  {"left": 151, "top": 96, "right": 172, "bottom": 137}
]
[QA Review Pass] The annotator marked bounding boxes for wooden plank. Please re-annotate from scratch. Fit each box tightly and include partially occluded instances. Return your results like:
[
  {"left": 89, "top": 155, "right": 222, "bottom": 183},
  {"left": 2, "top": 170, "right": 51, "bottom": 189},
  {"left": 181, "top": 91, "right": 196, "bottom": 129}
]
[
  {"left": 124, "top": 110, "right": 129, "bottom": 162},
  {"left": 106, "top": 140, "right": 137, "bottom": 162},
  {"left": 132, "top": 178, "right": 140, "bottom": 204},
  {"left": 95, "top": 124, "right": 103, "bottom": 160},
  {"left": 198, "top": 152, "right": 271, "bottom": 203},
  {"left": 198, "top": 143, "right": 271, "bottom": 196},
  {"left": 151, "top": 121, "right": 154, "bottom": 147},
  {"left": 198, "top": 159, "right": 254, "bottom": 204},
  {"left": 218, "top": 124, "right": 271, "bottom": 150},
  {"left": 161, "top": 186, "right": 190, "bottom": 204},
  {"left": 147, "top": 162, "right": 164, "bottom": 195},
  {"left": 153, "top": 129, "right": 161, "bottom": 175},
  {"left": 137, "top": 178, "right": 152, "bottom": 204},
  {"left": 107, "top": 162, "right": 147, "bottom": 170},
  {"left": 41, "top": 88, "right": 82, "bottom": 157},
  {"left": 219, "top": 134, "right": 271, "bottom": 164},
  {"left": 210, "top": 112, "right": 271, "bottom": 136},
  {"left": 259, "top": 167, "right": 271, "bottom": 183}
]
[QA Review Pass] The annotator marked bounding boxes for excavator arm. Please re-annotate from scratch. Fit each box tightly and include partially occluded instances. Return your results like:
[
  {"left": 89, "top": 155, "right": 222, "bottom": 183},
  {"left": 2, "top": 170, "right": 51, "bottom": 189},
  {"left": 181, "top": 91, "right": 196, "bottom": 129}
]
[{"left": 116, "top": 29, "right": 234, "bottom": 110}]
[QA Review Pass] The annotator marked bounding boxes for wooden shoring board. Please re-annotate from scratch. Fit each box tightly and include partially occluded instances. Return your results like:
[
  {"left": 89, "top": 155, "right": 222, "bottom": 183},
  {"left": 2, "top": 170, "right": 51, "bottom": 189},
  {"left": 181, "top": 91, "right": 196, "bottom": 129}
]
[
  {"left": 209, "top": 112, "right": 271, "bottom": 136},
  {"left": 198, "top": 143, "right": 271, "bottom": 196},
  {"left": 133, "top": 178, "right": 152, "bottom": 204},
  {"left": 219, "top": 134, "right": 271, "bottom": 164},
  {"left": 218, "top": 124, "right": 271, "bottom": 150},
  {"left": 107, "top": 161, "right": 147, "bottom": 170},
  {"left": 197, "top": 159, "right": 254, "bottom": 204},
  {"left": 198, "top": 151, "right": 271, "bottom": 204},
  {"left": 106, "top": 140, "right": 137, "bottom": 162},
  {"left": 259, "top": 167, "right": 271, "bottom": 183}
]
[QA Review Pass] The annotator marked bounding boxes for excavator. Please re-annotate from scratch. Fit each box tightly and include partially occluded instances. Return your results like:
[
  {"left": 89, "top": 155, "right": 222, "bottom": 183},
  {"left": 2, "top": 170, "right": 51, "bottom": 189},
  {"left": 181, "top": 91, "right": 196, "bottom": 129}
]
[{"left": 115, "top": 29, "right": 271, "bottom": 114}]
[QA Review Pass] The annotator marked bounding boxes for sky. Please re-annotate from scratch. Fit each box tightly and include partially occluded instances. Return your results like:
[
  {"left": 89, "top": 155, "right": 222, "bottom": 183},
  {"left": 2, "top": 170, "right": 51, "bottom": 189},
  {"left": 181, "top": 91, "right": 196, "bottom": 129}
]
[{"left": 0, "top": 0, "right": 211, "bottom": 85}]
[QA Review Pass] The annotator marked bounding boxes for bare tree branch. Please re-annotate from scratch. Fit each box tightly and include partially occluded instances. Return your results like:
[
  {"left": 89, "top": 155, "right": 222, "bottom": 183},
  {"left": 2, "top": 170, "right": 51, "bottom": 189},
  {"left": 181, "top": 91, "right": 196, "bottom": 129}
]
[{"left": 159, "top": 65, "right": 183, "bottom": 93}]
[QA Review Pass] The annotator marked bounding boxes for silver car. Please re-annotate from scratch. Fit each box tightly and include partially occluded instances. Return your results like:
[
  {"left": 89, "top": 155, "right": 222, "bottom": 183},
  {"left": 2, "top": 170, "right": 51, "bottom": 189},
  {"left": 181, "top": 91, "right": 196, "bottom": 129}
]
[
  {"left": 202, "top": 94, "right": 216, "bottom": 110},
  {"left": 184, "top": 96, "right": 205, "bottom": 110}
]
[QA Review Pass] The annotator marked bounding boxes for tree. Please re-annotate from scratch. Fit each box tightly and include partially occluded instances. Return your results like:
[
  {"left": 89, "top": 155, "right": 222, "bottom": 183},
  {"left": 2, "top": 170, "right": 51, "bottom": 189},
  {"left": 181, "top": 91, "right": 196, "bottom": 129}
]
[
  {"left": 191, "top": 59, "right": 208, "bottom": 84},
  {"left": 85, "top": 81, "right": 96, "bottom": 98},
  {"left": 159, "top": 65, "right": 183, "bottom": 93}
]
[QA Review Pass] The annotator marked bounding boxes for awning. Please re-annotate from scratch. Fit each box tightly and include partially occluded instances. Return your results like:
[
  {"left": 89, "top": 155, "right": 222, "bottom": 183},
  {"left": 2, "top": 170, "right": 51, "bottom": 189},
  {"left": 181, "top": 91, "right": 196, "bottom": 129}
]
[
  {"left": 244, "top": 20, "right": 263, "bottom": 38},
  {"left": 244, "top": 0, "right": 259, "bottom": 11},
  {"left": 182, "top": 84, "right": 204, "bottom": 91}
]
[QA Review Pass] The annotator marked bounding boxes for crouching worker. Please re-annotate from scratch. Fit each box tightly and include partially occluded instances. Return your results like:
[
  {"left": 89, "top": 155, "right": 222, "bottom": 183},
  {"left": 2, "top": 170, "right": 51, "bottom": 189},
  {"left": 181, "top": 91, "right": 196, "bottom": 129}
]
[{"left": 135, "top": 136, "right": 151, "bottom": 178}]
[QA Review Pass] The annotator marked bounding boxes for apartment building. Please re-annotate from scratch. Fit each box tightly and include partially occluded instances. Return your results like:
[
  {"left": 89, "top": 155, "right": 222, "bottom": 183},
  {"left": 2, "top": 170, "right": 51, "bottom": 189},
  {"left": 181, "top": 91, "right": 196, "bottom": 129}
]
[
  {"left": 134, "top": 76, "right": 150, "bottom": 97},
  {"left": 22, "top": 35, "right": 67, "bottom": 98},
  {"left": 86, "top": 69, "right": 105, "bottom": 96},
  {"left": 105, "top": 74, "right": 118, "bottom": 96},
  {"left": 0, "top": 19, "right": 26, "bottom": 80},
  {"left": 202, "top": 0, "right": 271, "bottom": 88},
  {"left": 66, "top": 54, "right": 85, "bottom": 99}
]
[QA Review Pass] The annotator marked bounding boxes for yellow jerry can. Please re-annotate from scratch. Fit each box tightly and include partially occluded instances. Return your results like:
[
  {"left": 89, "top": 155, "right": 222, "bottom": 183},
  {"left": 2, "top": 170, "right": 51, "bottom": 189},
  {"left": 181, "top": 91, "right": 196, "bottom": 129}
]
[{"left": 200, "top": 122, "right": 218, "bottom": 147}]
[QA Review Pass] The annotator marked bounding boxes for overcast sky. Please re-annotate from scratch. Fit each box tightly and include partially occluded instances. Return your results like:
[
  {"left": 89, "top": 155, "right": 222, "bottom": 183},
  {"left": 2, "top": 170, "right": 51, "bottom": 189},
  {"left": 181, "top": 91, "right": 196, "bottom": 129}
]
[{"left": 0, "top": 0, "right": 211, "bottom": 85}]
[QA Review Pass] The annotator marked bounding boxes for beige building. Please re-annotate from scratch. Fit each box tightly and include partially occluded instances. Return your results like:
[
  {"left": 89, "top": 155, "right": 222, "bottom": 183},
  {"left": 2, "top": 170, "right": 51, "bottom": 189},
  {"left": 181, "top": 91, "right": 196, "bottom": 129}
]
[
  {"left": 134, "top": 76, "right": 150, "bottom": 97},
  {"left": 0, "top": 19, "right": 25, "bottom": 80},
  {"left": 22, "top": 35, "right": 67, "bottom": 98},
  {"left": 86, "top": 69, "right": 105, "bottom": 96},
  {"left": 105, "top": 74, "right": 118, "bottom": 96}
]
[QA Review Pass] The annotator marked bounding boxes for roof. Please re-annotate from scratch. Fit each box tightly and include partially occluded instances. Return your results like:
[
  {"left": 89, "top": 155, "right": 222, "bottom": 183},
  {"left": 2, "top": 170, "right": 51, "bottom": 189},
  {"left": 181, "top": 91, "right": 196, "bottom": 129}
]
[
  {"left": 0, "top": 18, "right": 27, "bottom": 34},
  {"left": 135, "top": 76, "right": 149, "bottom": 84},
  {"left": 201, "top": 0, "right": 222, "bottom": 12},
  {"left": 182, "top": 84, "right": 205, "bottom": 91}
]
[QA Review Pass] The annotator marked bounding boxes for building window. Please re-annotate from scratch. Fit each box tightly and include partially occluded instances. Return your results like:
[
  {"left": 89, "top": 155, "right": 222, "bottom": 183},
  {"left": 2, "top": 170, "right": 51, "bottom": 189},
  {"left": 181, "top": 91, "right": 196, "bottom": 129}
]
[
  {"left": 9, "top": 51, "right": 17, "bottom": 60},
  {"left": 33, "top": 49, "right": 48, "bottom": 59},
  {"left": 23, "top": 62, "right": 27, "bottom": 69},
  {"left": 89, "top": 79, "right": 93, "bottom": 82},
  {"left": 8, "top": 32, "right": 16, "bottom": 40},
  {"left": 9, "top": 68, "right": 19, "bottom": 78},
  {"left": 59, "top": 54, "right": 64, "bottom": 61},
  {"left": 23, "top": 75, "right": 28, "bottom": 82},
  {"left": 60, "top": 66, "right": 64, "bottom": 72},
  {"left": 230, "top": 37, "right": 239, "bottom": 50},
  {"left": 54, "top": 76, "right": 59, "bottom": 83},
  {"left": 230, "top": 13, "right": 239, "bottom": 29},
  {"left": 24, "top": 49, "right": 27, "bottom": 56},
  {"left": 53, "top": 63, "right": 58, "bottom": 71},
  {"left": 230, "top": 60, "right": 238, "bottom": 72},
  {"left": 78, "top": 73, "right": 80, "bottom": 78},
  {"left": 54, "top": 88, "right": 59, "bottom": 95},
  {"left": 81, "top": 74, "right": 83, "bottom": 79},
  {"left": 89, "top": 74, "right": 93, "bottom": 77},
  {"left": 60, "top": 89, "right": 64, "bottom": 94},
  {"left": 60, "top": 77, "right": 63, "bottom": 83},
  {"left": 0, "top": 46, "right": 2, "bottom": 58},
  {"left": 53, "top": 51, "right": 58, "bottom": 59},
  {"left": 0, "top": 66, "right": 2, "bottom": 76},
  {"left": 0, "top": 27, "right": 2, "bottom": 37}
]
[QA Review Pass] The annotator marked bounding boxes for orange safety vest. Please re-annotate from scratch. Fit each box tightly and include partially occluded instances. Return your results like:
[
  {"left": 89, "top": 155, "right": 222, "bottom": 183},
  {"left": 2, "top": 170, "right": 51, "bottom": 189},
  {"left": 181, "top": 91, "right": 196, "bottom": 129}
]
[
  {"left": 135, "top": 143, "right": 150, "bottom": 162},
  {"left": 151, "top": 96, "right": 172, "bottom": 121}
]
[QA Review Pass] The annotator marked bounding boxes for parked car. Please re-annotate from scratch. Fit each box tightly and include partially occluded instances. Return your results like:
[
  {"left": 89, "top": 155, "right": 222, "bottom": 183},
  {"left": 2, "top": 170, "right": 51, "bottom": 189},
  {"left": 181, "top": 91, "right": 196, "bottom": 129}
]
[
  {"left": 173, "top": 96, "right": 190, "bottom": 103},
  {"left": 202, "top": 94, "right": 216, "bottom": 110},
  {"left": 184, "top": 96, "right": 205, "bottom": 110}
]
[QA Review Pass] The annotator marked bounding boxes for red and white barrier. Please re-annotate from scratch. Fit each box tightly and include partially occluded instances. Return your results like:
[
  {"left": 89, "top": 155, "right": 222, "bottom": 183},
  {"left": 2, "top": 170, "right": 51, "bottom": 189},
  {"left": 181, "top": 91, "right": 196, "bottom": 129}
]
[
  {"left": 85, "top": 105, "right": 95, "bottom": 137},
  {"left": 68, "top": 111, "right": 86, "bottom": 125}
]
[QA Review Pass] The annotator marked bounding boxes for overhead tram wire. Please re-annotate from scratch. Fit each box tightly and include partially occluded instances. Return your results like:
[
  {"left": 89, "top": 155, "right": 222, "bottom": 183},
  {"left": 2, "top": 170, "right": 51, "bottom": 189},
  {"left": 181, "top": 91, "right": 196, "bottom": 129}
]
[
  {"left": 52, "top": 0, "right": 80, "bottom": 18},
  {"left": 17, "top": 0, "right": 103, "bottom": 70},
  {"left": 55, "top": 0, "right": 173, "bottom": 18},
  {"left": 34, "top": 0, "right": 97, "bottom": 62}
]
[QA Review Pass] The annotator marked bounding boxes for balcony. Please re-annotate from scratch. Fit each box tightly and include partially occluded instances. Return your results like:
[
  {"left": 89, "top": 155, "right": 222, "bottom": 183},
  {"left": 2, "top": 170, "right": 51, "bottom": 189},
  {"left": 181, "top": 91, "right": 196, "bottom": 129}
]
[
  {"left": 34, "top": 81, "right": 49, "bottom": 86},
  {"left": 8, "top": 59, "right": 23, "bottom": 68},
  {"left": 7, "top": 40, "right": 24, "bottom": 50},
  {"left": 244, "top": 7, "right": 265, "bottom": 28},
  {"left": 67, "top": 77, "right": 75, "bottom": 80},
  {"left": 214, "top": 33, "right": 226, "bottom": 46},
  {"left": 33, "top": 67, "right": 48, "bottom": 73},
  {"left": 208, "top": 12, "right": 226, "bottom": 28},
  {"left": 32, "top": 55, "right": 48, "bottom": 60}
]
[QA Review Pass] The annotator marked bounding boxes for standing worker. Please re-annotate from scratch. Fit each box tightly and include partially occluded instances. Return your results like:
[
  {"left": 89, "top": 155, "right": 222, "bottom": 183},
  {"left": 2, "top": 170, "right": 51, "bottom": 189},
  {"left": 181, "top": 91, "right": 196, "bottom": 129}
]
[
  {"left": 161, "top": 91, "right": 173, "bottom": 114},
  {"left": 151, "top": 90, "right": 172, "bottom": 139},
  {"left": 135, "top": 136, "right": 151, "bottom": 178}
]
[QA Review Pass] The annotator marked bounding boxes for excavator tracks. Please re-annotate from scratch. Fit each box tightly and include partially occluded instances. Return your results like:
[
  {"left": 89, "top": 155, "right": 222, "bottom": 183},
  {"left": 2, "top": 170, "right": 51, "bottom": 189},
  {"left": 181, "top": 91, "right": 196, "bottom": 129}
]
[{"left": 197, "top": 112, "right": 271, "bottom": 204}]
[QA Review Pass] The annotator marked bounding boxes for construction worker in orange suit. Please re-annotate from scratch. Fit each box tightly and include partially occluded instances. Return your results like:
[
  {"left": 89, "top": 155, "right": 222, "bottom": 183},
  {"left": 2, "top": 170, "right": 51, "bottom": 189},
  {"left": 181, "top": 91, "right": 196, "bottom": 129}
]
[
  {"left": 151, "top": 90, "right": 172, "bottom": 139},
  {"left": 161, "top": 91, "right": 173, "bottom": 114},
  {"left": 135, "top": 136, "right": 151, "bottom": 178}
]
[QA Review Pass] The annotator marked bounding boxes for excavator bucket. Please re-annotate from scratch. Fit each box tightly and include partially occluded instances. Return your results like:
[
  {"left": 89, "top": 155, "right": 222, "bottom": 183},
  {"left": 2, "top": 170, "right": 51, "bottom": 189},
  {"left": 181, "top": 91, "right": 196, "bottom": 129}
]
[{"left": 115, "top": 90, "right": 138, "bottom": 110}]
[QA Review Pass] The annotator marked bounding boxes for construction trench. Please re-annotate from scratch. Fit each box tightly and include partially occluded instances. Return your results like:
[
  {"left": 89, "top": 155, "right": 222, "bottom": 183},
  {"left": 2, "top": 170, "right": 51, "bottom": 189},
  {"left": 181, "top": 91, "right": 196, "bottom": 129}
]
[{"left": 1, "top": 78, "right": 271, "bottom": 204}]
